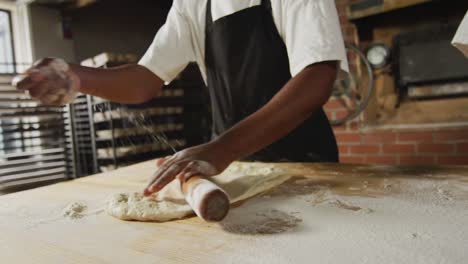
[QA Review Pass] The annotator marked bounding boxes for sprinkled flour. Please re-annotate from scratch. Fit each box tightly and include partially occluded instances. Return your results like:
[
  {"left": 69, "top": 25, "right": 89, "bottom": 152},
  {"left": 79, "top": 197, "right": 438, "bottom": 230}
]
[
  {"left": 221, "top": 209, "right": 302, "bottom": 235},
  {"left": 63, "top": 202, "right": 87, "bottom": 219}
]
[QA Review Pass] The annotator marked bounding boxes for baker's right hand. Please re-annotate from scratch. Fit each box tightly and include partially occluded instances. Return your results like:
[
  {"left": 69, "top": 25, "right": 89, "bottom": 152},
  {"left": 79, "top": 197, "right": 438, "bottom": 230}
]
[{"left": 12, "top": 58, "right": 80, "bottom": 105}]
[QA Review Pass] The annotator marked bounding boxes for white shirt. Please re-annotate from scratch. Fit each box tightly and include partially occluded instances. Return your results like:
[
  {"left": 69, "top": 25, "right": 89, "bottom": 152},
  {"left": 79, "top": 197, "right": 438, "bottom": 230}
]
[
  {"left": 452, "top": 11, "right": 468, "bottom": 58},
  {"left": 139, "top": 0, "right": 349, "bottom": 84}
]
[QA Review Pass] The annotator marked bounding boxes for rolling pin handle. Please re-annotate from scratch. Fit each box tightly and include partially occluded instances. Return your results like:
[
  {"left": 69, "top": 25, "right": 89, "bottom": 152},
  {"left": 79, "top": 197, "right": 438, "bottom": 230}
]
[{"left": 181, "top": 176, "right": 230, "bottom": 222}]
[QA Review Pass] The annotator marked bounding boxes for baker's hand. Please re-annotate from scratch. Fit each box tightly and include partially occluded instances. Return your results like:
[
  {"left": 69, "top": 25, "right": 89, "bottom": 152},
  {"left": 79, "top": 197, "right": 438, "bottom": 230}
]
[
  {"left": 144, "top": 142, "right": 234, "bottom": 196},
  {"left": 12, "top": 58, "right": 80, "bottom": 105}
]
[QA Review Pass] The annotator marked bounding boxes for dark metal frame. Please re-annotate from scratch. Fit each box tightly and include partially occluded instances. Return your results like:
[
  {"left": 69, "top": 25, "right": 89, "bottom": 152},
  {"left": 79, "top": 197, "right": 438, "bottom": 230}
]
[
  {"left": 86, "top": 95, "right": 98, "bottom": 173},
  {"left": 0, "top": 8, "right": 17, "bottom": 75}
]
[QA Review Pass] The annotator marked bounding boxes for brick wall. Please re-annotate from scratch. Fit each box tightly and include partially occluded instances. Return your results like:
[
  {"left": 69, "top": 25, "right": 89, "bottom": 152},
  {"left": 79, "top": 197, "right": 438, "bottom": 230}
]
[
  {"left": 335, "top": 127, "right": 468, "bottom": 165},
  {"left": 329, "top": 0, "right": 468, "bottom": 166},
  {"left": 335, "top": 0, "right": 358, "bottom": 44}
]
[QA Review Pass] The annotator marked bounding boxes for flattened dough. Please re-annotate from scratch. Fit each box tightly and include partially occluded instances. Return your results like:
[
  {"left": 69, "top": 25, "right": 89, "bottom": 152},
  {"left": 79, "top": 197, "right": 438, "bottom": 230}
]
[{"left": 106, "top": 162, "right": 292, "bottom": 222}]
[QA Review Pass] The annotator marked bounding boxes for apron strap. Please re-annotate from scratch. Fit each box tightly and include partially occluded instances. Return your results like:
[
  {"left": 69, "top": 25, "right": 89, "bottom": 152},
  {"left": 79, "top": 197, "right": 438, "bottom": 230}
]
[
  {"left": 261, "top": 0, "right": 273, "bottom": 14},
  {"left": 206, "top": 0, "right": 213, "bottom": 30}
]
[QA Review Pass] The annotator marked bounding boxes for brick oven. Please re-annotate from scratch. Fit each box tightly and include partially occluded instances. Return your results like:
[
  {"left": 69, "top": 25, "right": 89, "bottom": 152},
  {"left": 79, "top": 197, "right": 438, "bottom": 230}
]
[{"left": 328, "top": 0, "right": 468, "bottom": 165}]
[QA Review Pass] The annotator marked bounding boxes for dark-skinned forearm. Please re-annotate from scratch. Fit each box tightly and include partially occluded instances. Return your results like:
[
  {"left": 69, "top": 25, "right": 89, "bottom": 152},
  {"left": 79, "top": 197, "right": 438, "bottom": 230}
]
[
  {"left": 71, "top": 64, "right": 164, "bottom": 104},
  {"left": 213, "top": 61, "right": 338, "bottom": 161}
]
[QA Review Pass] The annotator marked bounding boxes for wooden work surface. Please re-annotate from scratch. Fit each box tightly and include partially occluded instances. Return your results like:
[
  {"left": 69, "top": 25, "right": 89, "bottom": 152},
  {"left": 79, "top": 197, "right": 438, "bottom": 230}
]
[{"left": 1, "top": 160, "right": 468, "bottom": 264}]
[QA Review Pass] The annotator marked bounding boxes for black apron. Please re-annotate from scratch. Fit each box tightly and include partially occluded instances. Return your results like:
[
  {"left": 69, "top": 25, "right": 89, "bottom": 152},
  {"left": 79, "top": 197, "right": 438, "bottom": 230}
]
[{"left": 204, "top": 0, "right": 338, "bottom": 162}]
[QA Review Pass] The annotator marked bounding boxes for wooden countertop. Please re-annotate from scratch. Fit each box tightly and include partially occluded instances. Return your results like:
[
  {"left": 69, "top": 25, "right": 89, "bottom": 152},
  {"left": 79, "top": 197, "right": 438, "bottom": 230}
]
[{"left": 1, "top": 160, "right": 468, "bottom": 264}]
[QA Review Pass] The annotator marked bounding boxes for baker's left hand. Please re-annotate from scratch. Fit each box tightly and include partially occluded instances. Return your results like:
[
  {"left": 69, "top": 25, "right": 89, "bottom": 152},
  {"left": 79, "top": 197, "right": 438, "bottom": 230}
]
[{"left": 143, "top": 141, "right": 234, "bottom": 196}]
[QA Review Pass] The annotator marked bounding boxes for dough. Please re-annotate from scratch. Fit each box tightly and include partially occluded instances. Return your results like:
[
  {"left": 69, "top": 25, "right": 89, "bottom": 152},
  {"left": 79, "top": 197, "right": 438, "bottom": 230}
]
[{"left": 106, "top": 162, "right": 292, "bottom": 222}]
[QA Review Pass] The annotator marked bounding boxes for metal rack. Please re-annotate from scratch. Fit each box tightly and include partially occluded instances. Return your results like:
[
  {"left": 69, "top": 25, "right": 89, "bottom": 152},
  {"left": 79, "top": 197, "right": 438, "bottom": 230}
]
[
  {"left": 0, "top": 74, "right": 74, "bottom": 189},
  {"left": 0, "top": 57, "right": 210, "bottom": 189},
  {"left": 91, "top": 95, "right": 187, "bottom": 172},
  {"left": 67, "top": 93, "right": 97, "bottom": 177}
]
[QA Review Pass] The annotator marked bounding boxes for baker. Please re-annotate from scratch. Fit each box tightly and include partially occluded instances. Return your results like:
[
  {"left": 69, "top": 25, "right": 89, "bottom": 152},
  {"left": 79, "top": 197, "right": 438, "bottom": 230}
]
[{"left": 14, "top": 0, "right": 349, "bottom": 196}]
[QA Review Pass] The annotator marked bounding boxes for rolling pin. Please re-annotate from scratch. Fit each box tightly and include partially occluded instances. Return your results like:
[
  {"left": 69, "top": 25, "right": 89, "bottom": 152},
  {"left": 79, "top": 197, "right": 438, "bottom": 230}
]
[{"left": 180, "top": 176, "right": 230, "bottom": 222}]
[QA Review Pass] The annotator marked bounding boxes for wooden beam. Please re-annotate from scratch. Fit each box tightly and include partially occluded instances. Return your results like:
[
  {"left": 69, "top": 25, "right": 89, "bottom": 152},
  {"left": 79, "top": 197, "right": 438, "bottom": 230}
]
[
  {"left": 347, "top": 0, "right": 433, "bottom": 20},
  {"left": 65, "top": 0, "right": 99, "bottom": 10},
  {"left": 28, "top": 0, "right": 100, "bottom": 9}
]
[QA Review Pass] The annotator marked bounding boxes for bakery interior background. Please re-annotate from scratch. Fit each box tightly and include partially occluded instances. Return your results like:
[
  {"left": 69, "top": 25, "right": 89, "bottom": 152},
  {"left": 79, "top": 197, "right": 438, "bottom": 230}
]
[{"left": 0, "top": 0, "right": 468, "bottom": 192}]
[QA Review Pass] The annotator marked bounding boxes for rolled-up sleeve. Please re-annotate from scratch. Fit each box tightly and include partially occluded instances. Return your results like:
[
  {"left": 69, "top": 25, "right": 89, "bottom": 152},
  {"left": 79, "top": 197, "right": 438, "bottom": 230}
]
[
  {"left": 452, "top": 11, "right": 468, "bottom": 58},
  {"left": 281, "top": 0, "right": 349, "bottom": 77},
  {"left": 139, "top": 4, "right": 195, "bottom": 83}
]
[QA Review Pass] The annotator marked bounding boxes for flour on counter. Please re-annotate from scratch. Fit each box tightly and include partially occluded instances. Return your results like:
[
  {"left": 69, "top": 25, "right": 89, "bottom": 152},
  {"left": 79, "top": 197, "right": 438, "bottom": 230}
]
[
  {"left": 328, "top": 199, "right": 374, "bottom": 213},
  {"left": 221, "top": 209, "right": 302, "bottom": 235},
  {"left": 63, "top": 202, "right": 88, "bottom": 219}
]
